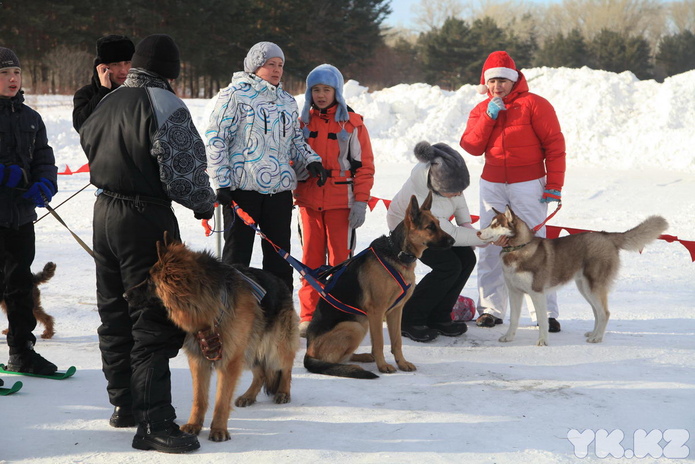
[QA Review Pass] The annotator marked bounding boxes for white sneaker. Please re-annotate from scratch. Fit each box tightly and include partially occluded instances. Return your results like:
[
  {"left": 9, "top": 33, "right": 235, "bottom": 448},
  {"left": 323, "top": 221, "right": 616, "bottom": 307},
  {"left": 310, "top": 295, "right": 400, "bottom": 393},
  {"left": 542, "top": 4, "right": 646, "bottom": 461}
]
[{"left": 299, "top": 321, "right": 310, "bottom": 338}]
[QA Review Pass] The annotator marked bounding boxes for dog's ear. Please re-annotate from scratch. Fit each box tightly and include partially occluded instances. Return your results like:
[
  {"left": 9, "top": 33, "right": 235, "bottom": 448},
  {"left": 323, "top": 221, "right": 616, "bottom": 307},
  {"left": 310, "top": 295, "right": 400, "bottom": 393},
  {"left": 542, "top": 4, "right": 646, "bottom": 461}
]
[
  {"left": 405, "top": 195, "right": 420, "bottom": 227},
  {"left": 163, "top": 230, "right": 172, "bottom": 246},
  {"left": 504, "top": 205, "right": 515, "bottom": 222},
  {"left": 492, "top": 207, "right": 502, "bottom": 215},
  {"left": 156, "top": 240, "right": 165, "bottom": 259},
  {"left": 421, "top": 191, "right": 433, "bottom": 211}
]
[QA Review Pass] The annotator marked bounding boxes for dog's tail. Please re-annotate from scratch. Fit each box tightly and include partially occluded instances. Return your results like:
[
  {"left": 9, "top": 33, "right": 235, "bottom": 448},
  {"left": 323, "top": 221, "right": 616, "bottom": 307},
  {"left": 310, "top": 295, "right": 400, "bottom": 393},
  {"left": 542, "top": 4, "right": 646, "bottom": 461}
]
[
  {"left": 33, "top": 262, "right": 56, "bottom": 285},
  {"left": 617, "top": 216, "right": 668, "bottom": 252},
  {"left": 304, "top": 353, "right": 379, "bottom": 379}
]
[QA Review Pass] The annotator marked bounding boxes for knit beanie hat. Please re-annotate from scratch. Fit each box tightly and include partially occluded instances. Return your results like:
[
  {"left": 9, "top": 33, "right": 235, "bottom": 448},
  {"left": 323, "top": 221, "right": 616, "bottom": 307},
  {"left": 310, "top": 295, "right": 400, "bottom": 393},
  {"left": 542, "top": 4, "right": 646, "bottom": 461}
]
[
  {"left": 301, "top": 64, "right": 349, "bottom": 124},
  {"left": 243, "top": 42, "right": 285, "bottom": 74},
  {"left": 96, "top": 35, "right": 135, "bottom": 64},
  {"left": 131, "top": 34, "right": 180, "bottom": 80},
  {"left": 414, "top": 141, "right": 470, "bottom": 194},
  {"left": 0, "top": 47, "right": 20, "bottom": 69},
  {"left": 477, "top": 51, "right": 519, "bottom": 94}
]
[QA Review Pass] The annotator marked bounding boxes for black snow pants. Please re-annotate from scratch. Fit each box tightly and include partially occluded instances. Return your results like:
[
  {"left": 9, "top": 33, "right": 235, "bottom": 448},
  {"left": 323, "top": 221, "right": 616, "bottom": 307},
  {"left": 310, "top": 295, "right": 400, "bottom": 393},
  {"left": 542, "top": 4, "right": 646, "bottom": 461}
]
[
  {"left": 93, "top": 193, "right": 185, "bottom": 426},
  {"left": 401, "top": 246, "right": 477, "bottom": 327}
]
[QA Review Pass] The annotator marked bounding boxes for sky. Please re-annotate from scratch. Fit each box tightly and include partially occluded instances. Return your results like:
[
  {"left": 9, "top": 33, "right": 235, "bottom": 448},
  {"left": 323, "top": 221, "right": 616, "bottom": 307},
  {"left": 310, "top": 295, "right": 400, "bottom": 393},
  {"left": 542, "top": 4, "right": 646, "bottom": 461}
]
[{"left": 2, "top": 66, "right": 694, "bottom": 463}]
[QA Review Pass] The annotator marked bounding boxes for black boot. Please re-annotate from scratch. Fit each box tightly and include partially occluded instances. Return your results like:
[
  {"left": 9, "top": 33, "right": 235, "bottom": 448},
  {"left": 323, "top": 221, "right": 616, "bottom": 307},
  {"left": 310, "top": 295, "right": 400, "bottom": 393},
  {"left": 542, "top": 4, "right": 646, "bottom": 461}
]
[
  {"left": 110, "top": 406, "right": 137, "bottom": 428},
  {"left": 401, "top": 325, "right": 439, "bottom": 342},
  {"left": 548, "top": 318, "right": 562, "bottom": 333},
  {"left": 428, "top": 321, "right": 468, "bottom": 337},
  {"left": 132, "top": 420, "right": 200, "bottom": 453},
  {"left": 7, "top": 347, "right": 57, "bottom": 375}
]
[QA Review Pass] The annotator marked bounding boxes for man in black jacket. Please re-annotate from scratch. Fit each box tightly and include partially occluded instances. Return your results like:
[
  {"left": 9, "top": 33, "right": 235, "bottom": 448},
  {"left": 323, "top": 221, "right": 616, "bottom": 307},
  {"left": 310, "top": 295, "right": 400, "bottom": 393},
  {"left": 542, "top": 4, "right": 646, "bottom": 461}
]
[
  {"left": 0, "top": 47, "right": 58, "bottom": 375},
  {"left": 80, "top": 34, "right": 215, "bottom": 454},
  {"left": 72, "top": 35, "right": 134, "bottom": 132}
]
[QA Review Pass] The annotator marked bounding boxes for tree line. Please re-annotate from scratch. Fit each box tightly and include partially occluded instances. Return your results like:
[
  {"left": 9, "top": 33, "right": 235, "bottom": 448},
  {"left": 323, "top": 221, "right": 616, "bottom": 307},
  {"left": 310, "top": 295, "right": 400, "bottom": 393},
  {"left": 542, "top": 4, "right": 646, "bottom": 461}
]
[{"left": 2, "top": 0, "right": 694, "bottom": 97}]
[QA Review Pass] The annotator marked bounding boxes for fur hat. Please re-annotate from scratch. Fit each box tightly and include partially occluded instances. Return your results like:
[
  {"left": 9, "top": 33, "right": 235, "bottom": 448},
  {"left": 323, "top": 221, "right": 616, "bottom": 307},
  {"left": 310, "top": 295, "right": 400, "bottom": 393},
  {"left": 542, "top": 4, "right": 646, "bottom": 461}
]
[
  {"left": 96, "top": 35, "right": 135, "bottom": 64},
  {"left": 301, "top": 64, "right": 349, "bottom": 124},
  {"left": 477, "top": 51, "right": 519, "bottom": 94},
  {"left": 414, "top": 141, "right": 470, "bottom": 194},
  {"left": 243, "top": 42, "right": 285, "bottom": 74},
  {"left": 131, "top": 34, "right": 180, "bottom": 80},
  {"left": 0, "top": 47, "right": 20, "bottom": 69}
]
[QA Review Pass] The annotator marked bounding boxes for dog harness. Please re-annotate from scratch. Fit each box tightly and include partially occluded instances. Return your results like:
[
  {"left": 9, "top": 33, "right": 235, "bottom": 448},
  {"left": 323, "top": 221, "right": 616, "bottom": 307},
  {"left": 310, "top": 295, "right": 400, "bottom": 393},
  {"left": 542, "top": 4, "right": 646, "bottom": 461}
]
[
  {"left": 223, "top": 201, "right": 411, "bottom": 317},
  {"left": 194, "top": 268, "right": 267, "bottom": 362}
]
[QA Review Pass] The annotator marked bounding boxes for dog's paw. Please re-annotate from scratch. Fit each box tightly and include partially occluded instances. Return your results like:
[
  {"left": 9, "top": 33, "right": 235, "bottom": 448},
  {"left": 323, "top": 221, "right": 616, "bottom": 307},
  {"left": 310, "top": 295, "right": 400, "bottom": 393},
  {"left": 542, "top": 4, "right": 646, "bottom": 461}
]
[
  {"left": 498, "top": 334, "right": 515, "bottom": 342},
  {"left": 41, "top": 330, "right": 55, "bottom": 339},
  {"left": 377, "top": 363, "right": 397, "bottom": 374},
  {"left": 273, "top": 392, "right": 291, "bottom": 404},
  {"left": 1, "top": 328, "right": 7, "bottom": 335},
  {"left": 208, "top": 428, "right": 231, "bottom": 442},
  {"left": 351, "top": 353, "right": 375, "bottom": 363},
  {"left": 536, "top": 338, "right": 548, "bottom": 346},
  {"left": 234, "top": 395, "right": 257, "bottom": 408},
  {"left": 397, "top": 360, "right": 416, "bottom": 372},
  {"left": 181, "top": 423, "right": 202, "bottom": 436},
  {"left": 586, "top": 335, "right": 603, "bottom": 343}
]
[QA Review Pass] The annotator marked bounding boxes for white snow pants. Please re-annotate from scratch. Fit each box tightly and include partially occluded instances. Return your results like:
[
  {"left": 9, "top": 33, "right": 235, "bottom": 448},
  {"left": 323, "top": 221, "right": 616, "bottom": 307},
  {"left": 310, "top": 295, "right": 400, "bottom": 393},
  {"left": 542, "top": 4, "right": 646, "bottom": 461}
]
[{"left": 477, "top": 178, "right": 559, "bottom": 320}]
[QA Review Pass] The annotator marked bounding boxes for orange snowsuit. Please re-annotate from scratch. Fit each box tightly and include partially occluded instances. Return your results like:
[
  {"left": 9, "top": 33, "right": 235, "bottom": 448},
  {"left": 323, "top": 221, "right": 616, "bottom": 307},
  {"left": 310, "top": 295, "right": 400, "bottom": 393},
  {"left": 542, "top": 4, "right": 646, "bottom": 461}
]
[{"left": 294, "top": 104, "right": 375, "bottom": 322}]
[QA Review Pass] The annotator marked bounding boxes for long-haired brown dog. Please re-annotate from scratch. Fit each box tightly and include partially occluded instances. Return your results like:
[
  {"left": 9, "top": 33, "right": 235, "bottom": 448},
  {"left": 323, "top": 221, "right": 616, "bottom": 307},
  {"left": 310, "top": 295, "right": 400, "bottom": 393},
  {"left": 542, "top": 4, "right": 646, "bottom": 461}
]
[
  {"left": 125, "top": 233, "right": 299, "bottom": 442},
  {"left": 304, "top": 192, "right": 454, "bottom": 379},
  {"left": 2, "top": 262, "right": 56, "bottom": 339}
]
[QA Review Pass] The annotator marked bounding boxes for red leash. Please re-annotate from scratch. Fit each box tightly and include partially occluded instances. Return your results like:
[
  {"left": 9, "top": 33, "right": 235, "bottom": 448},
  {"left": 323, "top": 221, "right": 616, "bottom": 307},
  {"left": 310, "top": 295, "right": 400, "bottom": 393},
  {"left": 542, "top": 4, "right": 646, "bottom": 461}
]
[{"left": 532, "top": 201, "right": 562, "bottom": 233}]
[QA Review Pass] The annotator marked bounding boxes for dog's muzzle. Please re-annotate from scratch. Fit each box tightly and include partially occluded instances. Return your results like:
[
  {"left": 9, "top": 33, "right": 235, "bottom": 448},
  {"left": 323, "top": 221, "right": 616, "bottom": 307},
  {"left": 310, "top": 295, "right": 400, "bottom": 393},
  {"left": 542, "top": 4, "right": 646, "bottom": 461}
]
[{"left": 195, "top": 326, "right": 223, "bottom": 361}]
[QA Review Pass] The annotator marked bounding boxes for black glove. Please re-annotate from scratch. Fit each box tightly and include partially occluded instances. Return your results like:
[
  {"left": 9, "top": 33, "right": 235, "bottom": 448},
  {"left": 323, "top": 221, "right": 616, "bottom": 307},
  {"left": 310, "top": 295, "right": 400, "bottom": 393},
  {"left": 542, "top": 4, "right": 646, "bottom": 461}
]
[
  {"left": 195, "top": 207, "right": 215, "bottom": 220},
  {"left": 216, "top": 187, "right": 233, "bottom": 207},
  {"left": 307, "top": 162, "right": 328, "bottom": 187}
]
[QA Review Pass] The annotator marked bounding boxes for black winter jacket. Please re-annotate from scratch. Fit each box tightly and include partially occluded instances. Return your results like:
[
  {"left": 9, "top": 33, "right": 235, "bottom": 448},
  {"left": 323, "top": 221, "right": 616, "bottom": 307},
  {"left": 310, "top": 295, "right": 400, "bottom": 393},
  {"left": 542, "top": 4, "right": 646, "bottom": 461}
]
[
  {"left": 0, "top": 92, "right": 58, "bottom": 228},
  {"left": 72, "top": 69, "right": 116, "bottom": 132},
  {"left": 79, "top": 69, "right": 215, "bottom": 216}
]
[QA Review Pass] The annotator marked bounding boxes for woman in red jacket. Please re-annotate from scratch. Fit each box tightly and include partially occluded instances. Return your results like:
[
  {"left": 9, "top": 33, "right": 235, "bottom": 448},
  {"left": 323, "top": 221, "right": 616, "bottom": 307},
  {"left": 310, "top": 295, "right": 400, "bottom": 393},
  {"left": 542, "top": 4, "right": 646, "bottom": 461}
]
[
  {"left": 295, "top": 64, "right": 375, "bottom": 335},
  {"left": 460, "top": 51, "right": 566, "bottom": 332}
]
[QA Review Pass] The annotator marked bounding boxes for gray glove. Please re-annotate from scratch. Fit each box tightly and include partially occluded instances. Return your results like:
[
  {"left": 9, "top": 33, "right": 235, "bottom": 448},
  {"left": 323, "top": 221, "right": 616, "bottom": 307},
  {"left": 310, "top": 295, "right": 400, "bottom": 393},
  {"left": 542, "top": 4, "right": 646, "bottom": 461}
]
[{"left": 348, "top": 201, "right": 368, "bottom": 229}]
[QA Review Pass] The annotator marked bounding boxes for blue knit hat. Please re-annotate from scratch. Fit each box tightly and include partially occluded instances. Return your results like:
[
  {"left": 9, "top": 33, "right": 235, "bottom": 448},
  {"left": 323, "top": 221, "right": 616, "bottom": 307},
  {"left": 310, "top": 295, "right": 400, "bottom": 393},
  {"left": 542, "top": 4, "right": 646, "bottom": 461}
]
[{"left": 301, "top": 64, "right": 349, "bottom": 124}]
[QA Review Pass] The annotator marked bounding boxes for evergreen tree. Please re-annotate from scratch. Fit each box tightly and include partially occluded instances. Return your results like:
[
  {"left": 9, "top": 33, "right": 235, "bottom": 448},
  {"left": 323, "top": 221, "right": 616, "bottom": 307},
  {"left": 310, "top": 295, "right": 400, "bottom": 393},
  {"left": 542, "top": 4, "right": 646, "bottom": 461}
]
[
  {"left": 588, "top": 29, "right": 653, "bottom": 80},
  {"left": 536, "top": 29, "right": 589, "bottom": 68},
  {"left": 656, "top": 30, "right": 695, "bottom": 77}
]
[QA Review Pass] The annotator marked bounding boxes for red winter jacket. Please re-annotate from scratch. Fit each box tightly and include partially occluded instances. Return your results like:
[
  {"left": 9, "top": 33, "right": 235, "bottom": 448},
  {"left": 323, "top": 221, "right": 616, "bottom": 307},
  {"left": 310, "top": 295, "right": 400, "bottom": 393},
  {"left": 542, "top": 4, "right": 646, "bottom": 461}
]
[
  {"left": 294, "top": 105, "right": 375, "bottom": 210},
  {"left": 460, "top": 72, "right": 566, "bottom": 191}
]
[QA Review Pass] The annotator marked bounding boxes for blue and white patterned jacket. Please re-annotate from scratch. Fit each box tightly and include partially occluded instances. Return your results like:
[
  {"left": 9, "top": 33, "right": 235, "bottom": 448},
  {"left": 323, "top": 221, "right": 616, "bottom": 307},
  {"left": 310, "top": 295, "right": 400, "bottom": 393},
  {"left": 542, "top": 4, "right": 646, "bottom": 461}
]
[{"left": 205, "top": 72, "right": 320, "bottom": 193}]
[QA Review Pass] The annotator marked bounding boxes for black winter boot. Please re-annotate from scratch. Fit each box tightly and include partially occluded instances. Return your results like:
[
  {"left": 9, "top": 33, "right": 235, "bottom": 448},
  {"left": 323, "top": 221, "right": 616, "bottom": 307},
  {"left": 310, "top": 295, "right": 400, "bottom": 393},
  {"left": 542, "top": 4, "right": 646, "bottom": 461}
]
[
  {"left": 7, "top": 348, "right": 57, "bottom": 375},
  {"left": 110, "top": 406, "right": 137, "bottom": 428},
  {"left": 132, "top": 420, "right": 200, "bottom": 453}
]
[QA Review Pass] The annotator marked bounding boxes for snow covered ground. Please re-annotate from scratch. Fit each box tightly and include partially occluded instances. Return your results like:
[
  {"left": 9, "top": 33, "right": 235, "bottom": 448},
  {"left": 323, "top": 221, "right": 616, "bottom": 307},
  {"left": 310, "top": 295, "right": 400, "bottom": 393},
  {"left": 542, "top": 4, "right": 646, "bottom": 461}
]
[{"left": 2, "top": 67, "right": 694, "bottom": 463}]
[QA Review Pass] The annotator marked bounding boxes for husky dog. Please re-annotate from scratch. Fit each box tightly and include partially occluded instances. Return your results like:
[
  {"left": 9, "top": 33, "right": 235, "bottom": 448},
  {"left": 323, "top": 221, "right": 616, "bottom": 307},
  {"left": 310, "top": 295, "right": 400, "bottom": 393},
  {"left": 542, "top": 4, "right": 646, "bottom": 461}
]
[{"left": 478, "top": 206, "right": 667, "bottom": 345}]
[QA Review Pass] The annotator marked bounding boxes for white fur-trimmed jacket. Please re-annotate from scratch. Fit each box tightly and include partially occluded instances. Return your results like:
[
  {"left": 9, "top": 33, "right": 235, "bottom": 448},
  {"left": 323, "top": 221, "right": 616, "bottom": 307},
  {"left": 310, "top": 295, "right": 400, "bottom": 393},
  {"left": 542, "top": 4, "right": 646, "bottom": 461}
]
[
  {"left": 387, "top": 162, "right": 487, "bottom": 247},
  {"left": 205, "top": 72, "right": 321, "bottom": 194}
]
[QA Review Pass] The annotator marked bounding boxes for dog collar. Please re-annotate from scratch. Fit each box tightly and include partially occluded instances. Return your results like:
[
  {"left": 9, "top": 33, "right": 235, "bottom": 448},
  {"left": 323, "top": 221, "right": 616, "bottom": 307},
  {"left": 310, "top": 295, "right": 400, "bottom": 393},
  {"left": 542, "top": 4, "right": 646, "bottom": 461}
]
[
  {"left": 387, "top": 235, "right": 417, "bottom": 263},
  {"left": 501, "top": 242, "right": 530, "bottom": 253}
]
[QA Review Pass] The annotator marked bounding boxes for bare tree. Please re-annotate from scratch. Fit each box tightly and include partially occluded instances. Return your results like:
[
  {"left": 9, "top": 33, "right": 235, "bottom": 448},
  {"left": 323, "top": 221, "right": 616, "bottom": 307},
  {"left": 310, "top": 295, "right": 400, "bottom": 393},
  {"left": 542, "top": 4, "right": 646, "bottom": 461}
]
[
  {"left": 668, "top": 0, "right": 695, "bottom": 33},
  {"left": 412, "top": 0, "right": 465, "bottom": 31},
  {"left": 541, "top": 0, "right": 666, "bottom": 47},
  {"left": 43, "top": 46, "right": 93, "bottom": 94}
]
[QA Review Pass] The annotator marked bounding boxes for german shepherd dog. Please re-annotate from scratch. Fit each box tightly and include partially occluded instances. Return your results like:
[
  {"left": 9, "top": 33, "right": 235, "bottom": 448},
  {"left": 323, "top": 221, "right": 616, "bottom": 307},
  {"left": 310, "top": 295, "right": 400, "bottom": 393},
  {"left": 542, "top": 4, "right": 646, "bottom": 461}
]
[
  {"left": 304, "top": 192, "right": 454, "bottom": 379},
  {"left": 2, "top": 262, "right": 56, "bottom": 339},
  {"left": 478, "top": 206, "right": 668, "bottom": 345},
  {"left": 125, "top": 234, "right": 299, "bottom": 442}
]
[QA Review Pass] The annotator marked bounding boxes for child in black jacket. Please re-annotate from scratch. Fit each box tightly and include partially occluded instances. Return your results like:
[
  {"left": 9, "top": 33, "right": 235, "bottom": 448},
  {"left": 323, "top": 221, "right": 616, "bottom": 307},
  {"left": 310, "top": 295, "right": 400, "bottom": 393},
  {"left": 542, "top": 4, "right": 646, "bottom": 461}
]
[{"left": 0, "top": 47, "right": 58, "bottom": 375}]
